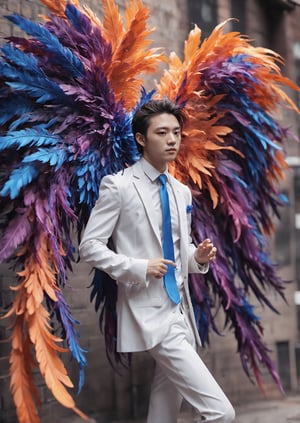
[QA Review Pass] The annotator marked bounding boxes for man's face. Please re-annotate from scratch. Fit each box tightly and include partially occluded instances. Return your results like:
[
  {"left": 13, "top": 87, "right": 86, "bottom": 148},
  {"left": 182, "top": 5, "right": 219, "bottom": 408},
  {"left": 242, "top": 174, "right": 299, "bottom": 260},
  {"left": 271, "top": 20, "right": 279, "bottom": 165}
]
[{"left": 136, "top": 113, "right": 181, "bottom": 172}]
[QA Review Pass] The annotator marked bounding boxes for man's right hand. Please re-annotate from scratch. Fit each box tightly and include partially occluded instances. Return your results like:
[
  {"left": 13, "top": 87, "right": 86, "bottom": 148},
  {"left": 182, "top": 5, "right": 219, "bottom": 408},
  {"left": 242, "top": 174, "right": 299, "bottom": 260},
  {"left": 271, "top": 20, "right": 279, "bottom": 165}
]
[{"left": 146, "top": 258, "right": 176, "bottom": 279}]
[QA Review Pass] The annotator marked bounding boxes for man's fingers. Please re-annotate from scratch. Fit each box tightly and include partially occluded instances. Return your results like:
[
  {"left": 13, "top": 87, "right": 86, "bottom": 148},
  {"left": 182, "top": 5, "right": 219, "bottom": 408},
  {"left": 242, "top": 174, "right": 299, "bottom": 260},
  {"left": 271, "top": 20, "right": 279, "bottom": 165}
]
[
  {"left": 200, "top": 238, "right": 211, "bottom": 247},
  {"left": 162, "top": 259, "right": 176, "bottom": 267},
  {"left": 147, "top": 258, "right": 177, "bottom": 278},
  {"left": 154, "top": 259, "right": 176, "bottom": 278},
  {"left": 196, "top": 240, "right": 217, "bottom": 264},
  {"left": 208, "top": 247, "right": 217, "bottom": 260}
]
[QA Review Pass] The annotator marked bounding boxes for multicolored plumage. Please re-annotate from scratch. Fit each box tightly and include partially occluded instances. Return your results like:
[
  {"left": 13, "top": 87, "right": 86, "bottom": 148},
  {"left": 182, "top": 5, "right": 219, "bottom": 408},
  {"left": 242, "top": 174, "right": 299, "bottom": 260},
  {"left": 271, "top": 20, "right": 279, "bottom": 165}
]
[{"left": 0, "top": 1, "right": 299, "bottom": 422}]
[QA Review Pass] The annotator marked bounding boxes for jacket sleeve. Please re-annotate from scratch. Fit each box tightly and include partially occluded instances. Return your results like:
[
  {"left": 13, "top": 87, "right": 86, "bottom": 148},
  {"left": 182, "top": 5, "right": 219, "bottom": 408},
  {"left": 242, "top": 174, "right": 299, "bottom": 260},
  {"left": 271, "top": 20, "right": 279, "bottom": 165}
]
[
  {"left": 185, "top": 186, "right": 209, "bottom": 275},
  {"left": 79, "top": 175, "right": 148, "bottom": 286}
]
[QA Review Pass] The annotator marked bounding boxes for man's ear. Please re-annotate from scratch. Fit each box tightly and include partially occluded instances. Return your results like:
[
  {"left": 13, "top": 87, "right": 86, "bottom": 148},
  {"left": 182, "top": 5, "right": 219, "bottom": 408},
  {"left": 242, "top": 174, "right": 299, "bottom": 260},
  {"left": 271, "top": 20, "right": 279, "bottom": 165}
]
[{"left": 135, "top": 132, "right": 145, "bottom": 148}]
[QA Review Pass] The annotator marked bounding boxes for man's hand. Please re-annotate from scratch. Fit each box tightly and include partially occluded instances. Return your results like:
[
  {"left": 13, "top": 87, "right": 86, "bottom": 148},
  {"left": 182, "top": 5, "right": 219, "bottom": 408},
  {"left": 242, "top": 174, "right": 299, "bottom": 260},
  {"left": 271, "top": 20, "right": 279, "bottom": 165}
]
[
  {"left": 194, "top": 238, "right": 217, "bottom": 264},
  {"left": 147, "top": 258, "right": 176, "bottom": 278}
]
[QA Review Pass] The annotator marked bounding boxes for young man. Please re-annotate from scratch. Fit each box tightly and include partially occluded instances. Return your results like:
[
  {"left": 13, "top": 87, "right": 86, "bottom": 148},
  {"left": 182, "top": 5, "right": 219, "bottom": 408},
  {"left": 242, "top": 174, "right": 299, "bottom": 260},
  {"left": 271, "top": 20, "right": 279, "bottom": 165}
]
[{"left": 79, "top": 99, "right": 235, "bottom": 422}]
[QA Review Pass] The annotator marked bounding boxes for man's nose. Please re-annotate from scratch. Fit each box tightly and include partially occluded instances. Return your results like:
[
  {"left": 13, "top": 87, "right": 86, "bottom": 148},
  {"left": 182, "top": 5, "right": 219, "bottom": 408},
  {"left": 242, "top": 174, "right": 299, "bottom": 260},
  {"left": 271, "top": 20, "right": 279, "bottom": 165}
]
[{"left": 167, "top": 133, "right": 176, "bottom": 143}]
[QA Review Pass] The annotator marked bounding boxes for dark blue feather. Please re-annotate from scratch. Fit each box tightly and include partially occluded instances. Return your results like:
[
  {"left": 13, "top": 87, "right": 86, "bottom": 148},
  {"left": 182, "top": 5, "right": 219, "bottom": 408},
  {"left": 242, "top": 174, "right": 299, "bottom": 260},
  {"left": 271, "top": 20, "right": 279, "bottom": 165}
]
[
  {"left": 1, "top": 43, "right": 42, "bottom": 75},
  {"left": 6, "top": 78, "right": 68, "bottom": 104},
  {"left": 5, "top": 13, "right": 85, "bottom": 77},
  {"left": 0, "top": 95, "right": 33, "bottom": 126},
  {"left": 65, "top": 3, "right": 92, "bottom": 35},
  {"left": 0, "top": 58, "right": 70, "bottom": 104}
]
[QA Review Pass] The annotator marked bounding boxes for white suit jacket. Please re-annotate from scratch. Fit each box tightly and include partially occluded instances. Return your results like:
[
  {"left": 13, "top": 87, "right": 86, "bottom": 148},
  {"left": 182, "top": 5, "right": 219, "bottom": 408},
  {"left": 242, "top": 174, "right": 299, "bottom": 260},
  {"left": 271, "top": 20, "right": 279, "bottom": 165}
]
[{"left": 79, "top": 160, "right": 207, "bottom": 352}]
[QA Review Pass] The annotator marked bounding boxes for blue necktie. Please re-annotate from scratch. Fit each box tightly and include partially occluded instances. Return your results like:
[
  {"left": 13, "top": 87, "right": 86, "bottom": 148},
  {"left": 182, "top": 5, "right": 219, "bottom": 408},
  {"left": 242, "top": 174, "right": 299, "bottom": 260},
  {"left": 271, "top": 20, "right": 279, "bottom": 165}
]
[{"left": 158, "top": 174, "right": 180, "bottom": 304}]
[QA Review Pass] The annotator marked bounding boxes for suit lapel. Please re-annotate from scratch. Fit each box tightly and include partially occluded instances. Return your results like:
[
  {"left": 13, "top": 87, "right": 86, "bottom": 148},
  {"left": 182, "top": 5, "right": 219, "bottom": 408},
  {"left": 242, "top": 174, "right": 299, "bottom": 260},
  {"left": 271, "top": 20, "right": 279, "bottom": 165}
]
[
  {"left": 130, "top": 162, "right": 189, "bottom": 254},
  {"left": 169, "top": 177, "right": 189, "bottom": 264},
  {"left": 132, "top": 162, "right": 161, "bottom": 245},
  {"left": 170, "top": 178, "right": 187, "bottom": 233}
]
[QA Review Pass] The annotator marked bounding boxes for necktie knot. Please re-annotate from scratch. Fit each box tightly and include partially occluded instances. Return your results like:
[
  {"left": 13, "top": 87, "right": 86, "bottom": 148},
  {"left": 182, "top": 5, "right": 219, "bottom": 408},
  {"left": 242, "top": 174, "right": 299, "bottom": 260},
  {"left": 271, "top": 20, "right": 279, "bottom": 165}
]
[{"left": 158, "top": 174, "right": 167, "bottom": 187}]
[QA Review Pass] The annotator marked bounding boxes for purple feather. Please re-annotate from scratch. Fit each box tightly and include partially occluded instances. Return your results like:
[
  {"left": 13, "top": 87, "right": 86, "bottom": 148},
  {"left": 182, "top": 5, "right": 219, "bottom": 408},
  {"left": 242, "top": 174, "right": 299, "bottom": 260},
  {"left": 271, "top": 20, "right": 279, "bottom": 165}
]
[{"left": 0, "top": 209, "right": 31, "bottom": 261}]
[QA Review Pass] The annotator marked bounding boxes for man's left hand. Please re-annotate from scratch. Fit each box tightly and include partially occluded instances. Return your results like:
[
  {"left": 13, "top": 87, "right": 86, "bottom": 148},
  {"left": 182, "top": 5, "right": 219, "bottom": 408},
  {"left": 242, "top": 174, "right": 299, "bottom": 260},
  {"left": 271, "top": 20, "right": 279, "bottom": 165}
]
[{"left": 195, "top": 238, "right": 217, "bottom": 264}]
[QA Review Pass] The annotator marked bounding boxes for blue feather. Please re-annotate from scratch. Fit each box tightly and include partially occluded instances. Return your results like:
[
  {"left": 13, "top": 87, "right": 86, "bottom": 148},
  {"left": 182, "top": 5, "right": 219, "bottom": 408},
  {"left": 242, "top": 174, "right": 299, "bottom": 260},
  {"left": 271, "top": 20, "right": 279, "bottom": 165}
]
[
  {"left": 65, "top": 3, "right": 92, "bottom": 35},
  {"left": 1, "top": 43, "right": 42, "bottom": 75},
  {"left": 132, "top": 87, "right": 156, "bottom": 114},
  {"left": 278, "top": 192, "right": 289, "bottom": 204},
  {"left": 0, "top": 59, "right": 70, "bottom": 104},
  {"left": 0, "top": 126, "right": 59, "bottom": 151},
  {"left": 8, "top": 114, "right": 34, "bottom": 132},
  {"left": 0, "top": 164, "right": 39, "bottom": 199},
  {"left": 5, "top": 14, "right": 85, "bottom": 77},
  {"left": 250, "top": 125, "right": 282, "bottom": 151},
  {"left": 23, "top": 147, "right": 68, "bottom": 171},
  {"left": 238, "top": 295, "right": 261, "bottom": 324},
  {"left": 55, "top": 291, "right": 87, "bottom": 393},
  {"left": 6, "top": 77, "right": 68, "bottom": 104},
  {"left": 0, "top": 95, "right": 33, "bottom": 126}
]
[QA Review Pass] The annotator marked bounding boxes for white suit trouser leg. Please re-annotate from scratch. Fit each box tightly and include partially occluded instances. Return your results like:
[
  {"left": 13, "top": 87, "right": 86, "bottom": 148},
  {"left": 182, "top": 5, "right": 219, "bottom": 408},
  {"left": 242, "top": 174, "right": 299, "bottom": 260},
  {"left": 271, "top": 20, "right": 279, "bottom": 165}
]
[{"left": 147, "top": 311, "right": 235, "bottom": 423}]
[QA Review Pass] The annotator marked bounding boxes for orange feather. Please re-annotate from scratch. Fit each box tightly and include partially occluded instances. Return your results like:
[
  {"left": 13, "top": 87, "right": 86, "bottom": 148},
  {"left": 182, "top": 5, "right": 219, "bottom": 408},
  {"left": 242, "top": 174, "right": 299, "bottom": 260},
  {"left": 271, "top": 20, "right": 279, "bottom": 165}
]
[
  {"left": 101, "top": 0, "right": 125, "bottom": 51},
  {"left": 9, "top": 320, "right": 41, "bottom": 423},
  {"left": 4, "top": 233, "right": 88, "bottom": 423},
  {"left": 104, "top": 0, "right": 165, "bottom": 109}
]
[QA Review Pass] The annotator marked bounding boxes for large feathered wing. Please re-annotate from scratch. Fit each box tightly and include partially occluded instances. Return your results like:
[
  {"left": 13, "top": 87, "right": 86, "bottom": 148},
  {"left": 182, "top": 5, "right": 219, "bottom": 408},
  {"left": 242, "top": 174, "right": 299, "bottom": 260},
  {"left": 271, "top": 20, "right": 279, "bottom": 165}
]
[
  {"left": 0, "top": 1, "right": 162, "bottom": 422},
  {"left": 0, "top": 1, "right": 300, "bottom": 422},
  {"left": 156, "top": 21, "right": 300, "bottom": 393}
]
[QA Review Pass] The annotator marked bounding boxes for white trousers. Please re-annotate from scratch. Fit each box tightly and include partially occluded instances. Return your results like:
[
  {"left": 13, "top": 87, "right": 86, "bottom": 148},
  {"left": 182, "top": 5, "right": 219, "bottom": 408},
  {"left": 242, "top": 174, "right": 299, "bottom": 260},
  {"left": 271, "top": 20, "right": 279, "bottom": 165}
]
[{"left": 147, "top": 308, "right": 235, "bottom": 423}]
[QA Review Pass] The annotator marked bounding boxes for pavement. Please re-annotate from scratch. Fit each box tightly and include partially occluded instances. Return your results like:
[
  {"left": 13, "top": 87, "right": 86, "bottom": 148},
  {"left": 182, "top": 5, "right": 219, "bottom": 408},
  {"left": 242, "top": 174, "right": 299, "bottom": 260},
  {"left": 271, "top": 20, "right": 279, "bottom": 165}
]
[
  {"left": 232, "top": 393, "right": 300, "bottom": 423},
  {"left": 178, "top": 393, "right": 300, "bottom": 423},
  {"left": 61, "top": 393, "right": 300, "bottom": 423}
]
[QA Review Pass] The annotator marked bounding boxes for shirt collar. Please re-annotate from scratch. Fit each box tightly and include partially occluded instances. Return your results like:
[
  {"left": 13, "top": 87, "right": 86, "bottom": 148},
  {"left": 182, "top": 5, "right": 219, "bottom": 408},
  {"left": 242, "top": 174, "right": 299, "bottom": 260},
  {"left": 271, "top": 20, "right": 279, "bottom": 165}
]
[{"left": 140, "top": 157, "right": 168, "bottom": 182}]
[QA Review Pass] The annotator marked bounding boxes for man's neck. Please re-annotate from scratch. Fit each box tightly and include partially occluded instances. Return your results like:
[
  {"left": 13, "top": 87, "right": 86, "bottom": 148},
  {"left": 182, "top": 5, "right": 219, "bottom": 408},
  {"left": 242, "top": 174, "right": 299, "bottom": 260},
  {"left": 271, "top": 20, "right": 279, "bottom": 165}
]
[{"left": 141, "top": 156, "right": 168, "bottom": 174}]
